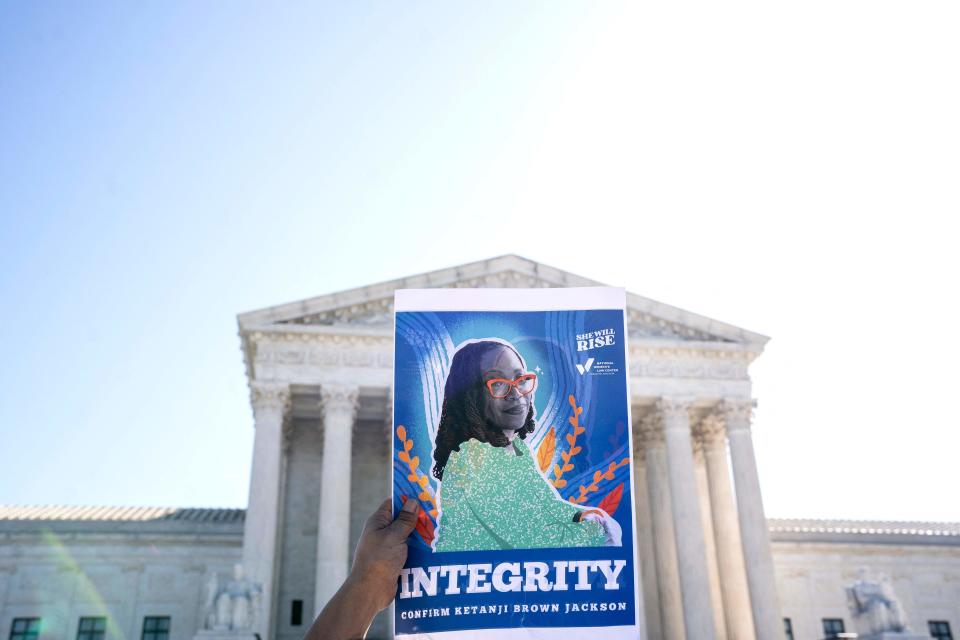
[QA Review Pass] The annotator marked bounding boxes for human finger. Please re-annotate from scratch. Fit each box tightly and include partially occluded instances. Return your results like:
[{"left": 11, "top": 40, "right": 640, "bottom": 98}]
[{"left": 386, "top": 498, "right": 419, "bottom": 540}]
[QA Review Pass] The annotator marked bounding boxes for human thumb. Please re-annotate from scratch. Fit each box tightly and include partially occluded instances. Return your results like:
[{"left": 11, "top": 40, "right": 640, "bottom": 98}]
[{"left": 387, "top": 499, "right": 420, "bottom": 539}]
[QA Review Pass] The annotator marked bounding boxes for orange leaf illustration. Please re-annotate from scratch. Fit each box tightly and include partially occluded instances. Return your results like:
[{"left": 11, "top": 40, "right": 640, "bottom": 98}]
[
  {"left": 551, "top": 394, "right": 587, "bottom": 487},
  {"left": 593, "top": 470, "right": 603, "bottom": 483},
  {"left": 418, "top": 491, "right": 430, "bottom": 501},
  {"left": 536, "top": 428, "right": 556, "bottom": 473},
  {"left": 554, "top": 479, "right": 567, "bottom": 488},
  {"left": 407, "top": 473, "right": 418, "bottom": 482},
  {"left": 398, "top": 451, "right": 410, "bottom": 463},
  {"left": 410, "top": 456, "right": 420, "bottom": 469},
  {"left": 404, "top": 440, "right": 413, "bottom": 452},
  {"left": 397, "top": 425, "right": 407, "bottom": 441},
  {"left": 417, "top": 475, "right": 429, "bottom": 489},
  {"left": 597, "top": 483, "right": 625, "bottom": 517}
]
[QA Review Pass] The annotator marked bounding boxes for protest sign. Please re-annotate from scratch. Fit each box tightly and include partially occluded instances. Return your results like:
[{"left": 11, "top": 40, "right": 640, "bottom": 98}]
[{"left": 392, "top": 287, "right": 640, "bottom": 639}]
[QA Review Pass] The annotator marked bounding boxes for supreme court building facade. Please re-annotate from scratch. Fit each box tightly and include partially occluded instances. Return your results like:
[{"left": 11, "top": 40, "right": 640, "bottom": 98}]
[{"left": 2, "top": 255, "right": 959, "bottom": 640}]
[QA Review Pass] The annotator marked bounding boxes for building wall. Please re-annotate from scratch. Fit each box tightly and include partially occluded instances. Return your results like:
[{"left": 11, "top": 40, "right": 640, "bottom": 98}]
[
  {"left": 0, "top": 524, "right": 241, "bottom": 640},
  {"left": 772, "top": 538, "right": 960, "bottom": 640},
  {"left": 4, "top": 518, "right": 960, "bottom": 640}
]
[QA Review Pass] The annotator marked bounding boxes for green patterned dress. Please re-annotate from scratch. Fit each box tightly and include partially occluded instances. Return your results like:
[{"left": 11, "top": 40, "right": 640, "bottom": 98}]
[{"left": 434, "top": 437, "right": 606, "bottom": 552}]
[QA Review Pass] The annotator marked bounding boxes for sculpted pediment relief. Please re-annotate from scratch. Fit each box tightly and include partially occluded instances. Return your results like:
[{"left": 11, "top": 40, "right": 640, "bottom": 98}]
[
  {"left": 283, "top": 296, "right": 394, "bottom": 328},
  {"left": 280, "top": 271, "right": 556, "bottom": 329},
  {"left": 626, "top": 308, "right": 729, "bottom": 342},
  {"left": 277, "top": 289, "right": 731, "bottom": 343},
  {"left": 239, "top": 256, "right": 767, "bottom": 347}
]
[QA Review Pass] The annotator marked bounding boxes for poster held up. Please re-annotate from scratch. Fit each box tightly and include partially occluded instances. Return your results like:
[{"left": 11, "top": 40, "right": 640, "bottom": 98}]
[{"left": 392, "top": 287, "right": 641, "bottom": 639}]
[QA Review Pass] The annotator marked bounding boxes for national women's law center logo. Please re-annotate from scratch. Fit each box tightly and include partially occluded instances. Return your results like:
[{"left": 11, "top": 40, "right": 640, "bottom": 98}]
[
  {"left": 576, "top": 358, "right": 595, "bottom": 375},
  {"left": 575, "top": 357, "right": 620, "bottom": 376}
]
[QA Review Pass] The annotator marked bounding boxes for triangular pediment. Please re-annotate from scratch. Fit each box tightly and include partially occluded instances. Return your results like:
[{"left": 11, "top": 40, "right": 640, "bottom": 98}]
[{"left": 237, "top": 255, "right": 768, "bottom": 347}]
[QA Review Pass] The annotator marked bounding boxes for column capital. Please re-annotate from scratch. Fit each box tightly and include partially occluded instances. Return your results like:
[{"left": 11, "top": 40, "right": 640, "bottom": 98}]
[
  {"left": 720, "top": 398, "right": 756, "bottom": 434},
  {"left": 249, "top": 381, "right": 291, "bottom": 415},
  {"left": 320, "top": 383, "right": 359, "bottom": 419},
  {"left": 635, "top": 411, "right": 664, "bottom": 447},
  {"left": 696, "top": 413, "right": 727, "bottom": 445},
  {"left": 656, "top": 396, "right": 695, "bottom": 431},
  {"left": 632, "top": 419, "right": 648, "bottom": 461},
  {"left": 691, "top": 432, "right": 705, "bottom": 459}
]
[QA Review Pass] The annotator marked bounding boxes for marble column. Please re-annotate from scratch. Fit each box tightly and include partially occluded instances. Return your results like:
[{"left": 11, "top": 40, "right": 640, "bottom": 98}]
[
  {"left": 701, "top": 413, "right": 756, "bottom": 640},
  {"left": 722, "top": 399, "right": 782, "bottom": 640},
  {"left": 693, "top": 432, "right": 728, "bottom": 640},
  {"left": 639, "top": 412, "right": 685, "bottom": 640},
  {"left": 241, "top": 381, "right": 290, "bottom": 639},
  {"left": 659, "top": 397, "right": 717, "bottom": 640},
  {"left": 632, "top": 425, "right": 663, "bottom": 640},
  {"left": 314, "top": 384, "right": 359, "bottom": 615}
]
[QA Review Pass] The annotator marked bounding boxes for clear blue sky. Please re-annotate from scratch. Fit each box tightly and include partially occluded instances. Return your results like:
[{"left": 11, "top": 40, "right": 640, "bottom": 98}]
[{"left": 1, "top": 2, "right": 957, "bottom": 520}]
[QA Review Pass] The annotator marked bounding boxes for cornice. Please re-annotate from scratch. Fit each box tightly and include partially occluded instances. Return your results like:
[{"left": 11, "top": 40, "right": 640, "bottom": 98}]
[
  {"left": 243, "top": 326, "right": 758, "bottom": 357},
  {"left": 769, "top": 519, "right": 960, "bottom": 547}
]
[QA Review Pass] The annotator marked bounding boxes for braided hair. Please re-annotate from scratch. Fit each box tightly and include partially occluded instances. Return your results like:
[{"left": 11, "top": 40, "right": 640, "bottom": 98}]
[{"left": 432, "top": 340, "right": 536, "bottom": 481}]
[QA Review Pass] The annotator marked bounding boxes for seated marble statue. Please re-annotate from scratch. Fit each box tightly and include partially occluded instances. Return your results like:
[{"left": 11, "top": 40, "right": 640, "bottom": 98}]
[
  {"left": 202, "top": 564, "right": 262, "bottom": 632},
  {"left": 845, "top": 568, "right": 910, "bottom": 637}
]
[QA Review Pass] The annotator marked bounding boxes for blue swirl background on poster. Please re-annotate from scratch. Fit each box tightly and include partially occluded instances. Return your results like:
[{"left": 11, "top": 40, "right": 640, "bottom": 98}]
[{"left": 393, "top": 309, "right": 635, "bottom": 635}]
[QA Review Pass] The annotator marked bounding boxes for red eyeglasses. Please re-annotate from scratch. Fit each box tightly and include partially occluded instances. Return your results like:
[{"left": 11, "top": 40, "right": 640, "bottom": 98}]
[{"left": 485, "top": 373, "right": 538, "bottom": 399}]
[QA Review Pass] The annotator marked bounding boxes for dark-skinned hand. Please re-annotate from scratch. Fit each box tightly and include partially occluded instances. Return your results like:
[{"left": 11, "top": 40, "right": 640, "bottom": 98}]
[{"left": 304, "top": 498, "right": 419, "bottom": 640}]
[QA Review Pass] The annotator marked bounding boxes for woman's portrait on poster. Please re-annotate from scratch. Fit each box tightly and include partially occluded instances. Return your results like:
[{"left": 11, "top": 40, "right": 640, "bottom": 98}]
[{"left": 431, "top": 338, "right": 621, "bottom": 552}]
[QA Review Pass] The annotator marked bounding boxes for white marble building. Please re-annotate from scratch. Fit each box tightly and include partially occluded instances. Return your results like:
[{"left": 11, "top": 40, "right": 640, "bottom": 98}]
[{"left": 1, "top": 256, "right": 958, "bottom": 640}]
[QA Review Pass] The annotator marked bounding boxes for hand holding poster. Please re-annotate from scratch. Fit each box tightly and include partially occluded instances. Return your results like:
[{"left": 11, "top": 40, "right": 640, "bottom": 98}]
[{"left": 392, "top": 287, "right": 641, "bottom": 639}]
